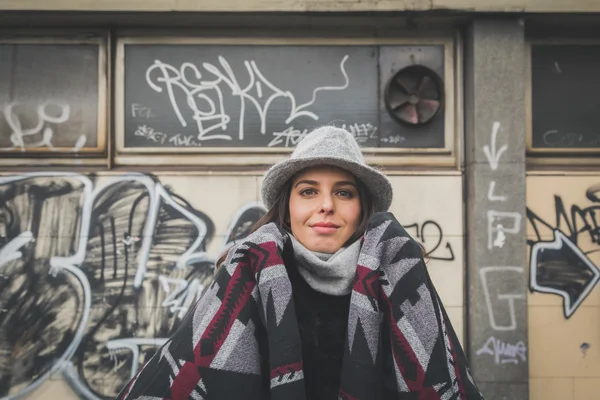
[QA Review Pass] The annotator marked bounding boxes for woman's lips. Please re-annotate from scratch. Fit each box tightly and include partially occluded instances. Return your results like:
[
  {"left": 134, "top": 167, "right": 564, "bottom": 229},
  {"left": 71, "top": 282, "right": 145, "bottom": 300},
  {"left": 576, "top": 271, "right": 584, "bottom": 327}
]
[
  {"left": 311, "top": 226, "right": 338, "bottom": 234},
  {"left": 311, "top": 223, "right": 340, "bottom": 235}
]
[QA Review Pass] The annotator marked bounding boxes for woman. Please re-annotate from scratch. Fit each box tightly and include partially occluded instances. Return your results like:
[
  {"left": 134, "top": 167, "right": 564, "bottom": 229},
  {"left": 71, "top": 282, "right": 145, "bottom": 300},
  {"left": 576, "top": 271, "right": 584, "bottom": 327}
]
[{"left": 117, "top": 126, "right": 483, "bottom": 400}]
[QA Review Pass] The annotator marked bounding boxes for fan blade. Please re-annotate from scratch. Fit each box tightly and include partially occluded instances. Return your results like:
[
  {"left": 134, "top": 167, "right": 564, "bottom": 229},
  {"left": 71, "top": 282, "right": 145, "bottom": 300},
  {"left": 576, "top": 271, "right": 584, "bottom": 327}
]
[
  {"left": 394, "top": 72, "right": 420, "bottom": 94},
  {"left": 418, "top": 75, "right": 440, "bottom": 99},
  {"left": 398, "top": 104, "right": 419, "bottom": 125},
  {"left": 388, "top": 90, "right": 410, "bottom": 110},
  {"left": 416, "top": 99, "right": 440, "bottom": 122}
]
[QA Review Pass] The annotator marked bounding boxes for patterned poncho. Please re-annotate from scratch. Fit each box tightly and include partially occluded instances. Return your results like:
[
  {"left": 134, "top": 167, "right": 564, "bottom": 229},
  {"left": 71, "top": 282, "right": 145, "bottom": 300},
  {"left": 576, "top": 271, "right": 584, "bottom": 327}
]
[{"left": 117, "top": 212, "right": 484, "bottom": 400}]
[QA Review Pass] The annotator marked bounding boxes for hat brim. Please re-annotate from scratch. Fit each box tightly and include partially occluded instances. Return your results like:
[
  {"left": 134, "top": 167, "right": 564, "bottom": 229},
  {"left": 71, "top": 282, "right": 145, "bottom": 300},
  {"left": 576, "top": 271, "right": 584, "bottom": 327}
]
[{"left": 261, "top": 156, "right": 393, "bottom": 213}]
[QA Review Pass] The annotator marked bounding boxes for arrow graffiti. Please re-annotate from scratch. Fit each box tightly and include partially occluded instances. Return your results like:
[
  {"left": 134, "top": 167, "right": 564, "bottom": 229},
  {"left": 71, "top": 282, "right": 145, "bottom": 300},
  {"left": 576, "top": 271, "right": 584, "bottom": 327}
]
[
  {"left": 530, "top": 229, "right": 600, "bottom": 318},
  {"left": 527, "top": 186, "right": 600, "bottom": 319},
  {"left": 483, "top": 121, "right": 508, "bottom": 171}
]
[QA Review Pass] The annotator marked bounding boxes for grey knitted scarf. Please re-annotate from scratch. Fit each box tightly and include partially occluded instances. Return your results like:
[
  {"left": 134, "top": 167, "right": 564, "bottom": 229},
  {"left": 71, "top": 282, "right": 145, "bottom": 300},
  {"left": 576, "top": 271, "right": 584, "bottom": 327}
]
[{"left": 289, "top": 235, "right": 361, "bottom": 296}]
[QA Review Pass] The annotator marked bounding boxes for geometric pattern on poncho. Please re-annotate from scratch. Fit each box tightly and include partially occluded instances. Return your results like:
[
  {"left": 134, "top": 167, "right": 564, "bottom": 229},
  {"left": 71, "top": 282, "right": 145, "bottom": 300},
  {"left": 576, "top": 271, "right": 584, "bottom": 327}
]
[{"left": 117, "top": 212, "right": 484, "bottom": 400}]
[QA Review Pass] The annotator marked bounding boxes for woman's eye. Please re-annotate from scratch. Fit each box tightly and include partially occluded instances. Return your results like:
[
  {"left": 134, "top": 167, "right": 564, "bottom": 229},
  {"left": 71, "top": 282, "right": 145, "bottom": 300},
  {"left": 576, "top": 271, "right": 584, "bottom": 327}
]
[
  {"left": 300, "top": 188, "right": 317, "bottom": 196},
  {"left": 337, "top": 190, "right": 354, "bottom": 198}
]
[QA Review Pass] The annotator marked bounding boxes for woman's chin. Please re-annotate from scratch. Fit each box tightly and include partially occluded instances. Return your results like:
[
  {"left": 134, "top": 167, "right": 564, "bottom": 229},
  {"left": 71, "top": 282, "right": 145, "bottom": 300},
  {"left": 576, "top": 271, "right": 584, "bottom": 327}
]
[{"left": 304, "top": 240, "right": 342, "bottom": 254}]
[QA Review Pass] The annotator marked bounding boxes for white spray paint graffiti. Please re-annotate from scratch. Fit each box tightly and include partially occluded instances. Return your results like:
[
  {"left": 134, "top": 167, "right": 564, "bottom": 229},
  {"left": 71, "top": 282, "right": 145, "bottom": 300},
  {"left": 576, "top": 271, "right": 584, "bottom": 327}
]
[
  {"left": 479, "top": 266, "right": 525, "bottom": 332},
  {"left": 106, "top": 338, "right": 169, "bottom": 379},
  {"left": 487, "top": 210, "right": 522, "bottom": 250},
  {"left": 1, "top": 102, "right": 86, "bottom": 152},
  {"left": 479, "top": 121, "right": 526, "bottom": 348},
  {"left": 268, "top": 122, "right": 377, "bottom": 148},
  {"left": 158, "top": 276, "right": 205, "bottom": 320},
  {"left": 487, "top": 181, "right": 507, "bottom": 202},
  {"left": 482, "top": 122, "right": 507, "bottom": 171},
  {"left": 476, "top": 336, "right": 527, "bottom": 365},
  {"left": 145, "top": 55, "right": 350, "bottom": 142},
  {"left": 130, "top": 103, "right": 154, "bottom": 119},
  {"left": 483, "top": 122, "right": 522, "bottom": 250},
  {"left": 0, "top": 231, "right": 34, "bottom": 268}
]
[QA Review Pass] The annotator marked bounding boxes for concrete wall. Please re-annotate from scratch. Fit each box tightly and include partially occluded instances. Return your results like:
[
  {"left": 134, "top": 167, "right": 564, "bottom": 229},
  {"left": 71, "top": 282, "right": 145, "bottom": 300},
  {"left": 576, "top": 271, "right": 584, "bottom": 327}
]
[
  {"left": 0, "top": 0, "right": 599, "bottom": 12},
  {"left": 464, "top": 19, "right": 529, "bottom": 400},
  {"left": 527, "top": 174, "right": 600, "bottom": 400},
  {"left": 0, "top": 172, "right": 465, "bottom": 399}
]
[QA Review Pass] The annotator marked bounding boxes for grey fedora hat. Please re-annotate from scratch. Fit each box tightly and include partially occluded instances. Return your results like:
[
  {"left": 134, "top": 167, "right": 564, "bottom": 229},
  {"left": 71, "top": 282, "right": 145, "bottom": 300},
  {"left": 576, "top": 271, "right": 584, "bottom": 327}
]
[{"left": 261, "top": 125, "right": 393, "bottom": 212}]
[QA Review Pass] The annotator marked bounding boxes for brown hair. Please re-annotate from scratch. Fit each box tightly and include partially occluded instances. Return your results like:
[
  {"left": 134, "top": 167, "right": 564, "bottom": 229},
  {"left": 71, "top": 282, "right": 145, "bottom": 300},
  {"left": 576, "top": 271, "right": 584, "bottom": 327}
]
[{"left": 216, "top": 173, "right": 375, "bottom": 270}]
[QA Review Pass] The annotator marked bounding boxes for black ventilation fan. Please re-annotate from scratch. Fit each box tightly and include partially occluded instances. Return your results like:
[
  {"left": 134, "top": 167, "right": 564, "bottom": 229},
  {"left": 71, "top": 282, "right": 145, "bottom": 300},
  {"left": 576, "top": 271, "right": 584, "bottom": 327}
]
[{"left": 384, "top": 65, "right": 444, "bottom": 126}]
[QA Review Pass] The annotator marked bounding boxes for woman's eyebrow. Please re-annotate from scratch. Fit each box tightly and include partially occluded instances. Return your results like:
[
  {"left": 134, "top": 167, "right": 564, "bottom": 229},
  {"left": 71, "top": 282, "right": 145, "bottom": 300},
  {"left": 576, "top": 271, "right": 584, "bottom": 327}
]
[
  {"left": 334, "top": 181, "right": 357, "bottom": 188},
  {"left": 294, "top": 179, "right": 318, "bottom": 188},
  {"left": 294, "top": 180, "right": 357, "bottom": 188}
]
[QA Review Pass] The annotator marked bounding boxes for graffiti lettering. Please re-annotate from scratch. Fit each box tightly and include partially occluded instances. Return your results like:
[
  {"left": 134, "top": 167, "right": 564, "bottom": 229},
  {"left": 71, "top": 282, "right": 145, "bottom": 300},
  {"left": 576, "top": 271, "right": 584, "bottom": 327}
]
[
  {"left": 479, "top": 266, "right": 525, "bottom": 331},
  {"left": 542, "top": 129, "right": 600, "bottom": 147},
  {"left": 0, "top": 173, "right": 266, "bottom": 399},
  {"left": 404, "top": 220, "right": 455, "bottom": 261},
  {"left": 1, "top": 101, "right": 86, "bottom": 152},
  {"left": 380, "top": 135, "right": 406, "bottom": 144},
  {"left": 479, "top": 121, "right": 525, "bottom": 340},
  {"left": 131, "top": 103, "right": 154, "bottom": 119},
  {"left": 487, "top": 210, "right": 522, "bottom": 249},
  {"left": 134, "top": 124, "right": 167, "bottom": 144},
  {"left": 487, "top": 181, "right": 506, "bottom": 202},
  {"left": 476, "top": 336, "right": 527, "bottom": 365},
  {"left": 268, "top": 123, "right": 377, "bottom": 148},
  {"left": 146, "top": 55, "right": 350, "bottom": 142}
]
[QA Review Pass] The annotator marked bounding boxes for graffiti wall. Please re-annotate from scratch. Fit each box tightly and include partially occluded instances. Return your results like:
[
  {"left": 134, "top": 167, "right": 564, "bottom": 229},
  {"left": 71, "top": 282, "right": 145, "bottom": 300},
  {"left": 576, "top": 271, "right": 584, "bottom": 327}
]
[
  {"left": 527, "top": 175, "right": 600, "bottom": 399},
  {"left": 0, "top": 172, "right": 464, "bottom": 399}
]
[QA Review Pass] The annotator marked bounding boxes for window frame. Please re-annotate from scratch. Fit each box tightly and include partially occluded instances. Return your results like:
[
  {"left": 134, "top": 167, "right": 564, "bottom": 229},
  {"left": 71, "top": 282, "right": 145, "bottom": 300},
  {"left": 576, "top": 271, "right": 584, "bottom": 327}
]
[
  {"left": 114, "top": 35, "right": 459, "bottom": 167},
  {"left": 0, "top": 29, "right": 110, "bottom": 166},
  {"left": 526, "top": 38, "right": 600, "bottom": 167}
]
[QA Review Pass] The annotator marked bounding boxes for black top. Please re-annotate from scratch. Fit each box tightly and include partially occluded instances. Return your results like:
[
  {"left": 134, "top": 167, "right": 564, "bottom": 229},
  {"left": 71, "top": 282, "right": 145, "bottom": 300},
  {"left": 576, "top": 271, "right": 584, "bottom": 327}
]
[{"left": 282, "top": 243, "right": 352, "bottom": 400}]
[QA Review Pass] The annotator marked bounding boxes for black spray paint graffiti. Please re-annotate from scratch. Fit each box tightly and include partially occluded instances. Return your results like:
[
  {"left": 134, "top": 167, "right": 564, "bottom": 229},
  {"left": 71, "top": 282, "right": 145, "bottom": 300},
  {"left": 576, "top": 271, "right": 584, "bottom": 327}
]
[
  {"left": 404, "top": 220, "right": 455, "bottom": 261},
  {"left": 0, "top": 173, "right": 266, "bottom": 400},
  {"left": 527, "top": 183, "right": 600, "bottom": 318}
]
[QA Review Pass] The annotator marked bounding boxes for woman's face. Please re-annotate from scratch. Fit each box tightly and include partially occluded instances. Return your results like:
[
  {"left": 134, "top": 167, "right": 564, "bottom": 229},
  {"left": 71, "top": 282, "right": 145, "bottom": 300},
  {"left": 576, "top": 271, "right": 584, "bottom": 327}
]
[{"left": 288, "top": 166, "right": 362, "bottom": 253}]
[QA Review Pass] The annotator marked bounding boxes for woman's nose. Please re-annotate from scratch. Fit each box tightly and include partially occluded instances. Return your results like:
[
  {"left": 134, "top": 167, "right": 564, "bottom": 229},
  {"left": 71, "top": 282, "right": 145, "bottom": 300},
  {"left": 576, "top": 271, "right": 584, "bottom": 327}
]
[{"left": 319, "top": 195, "right": 334, "bottom": 214}]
